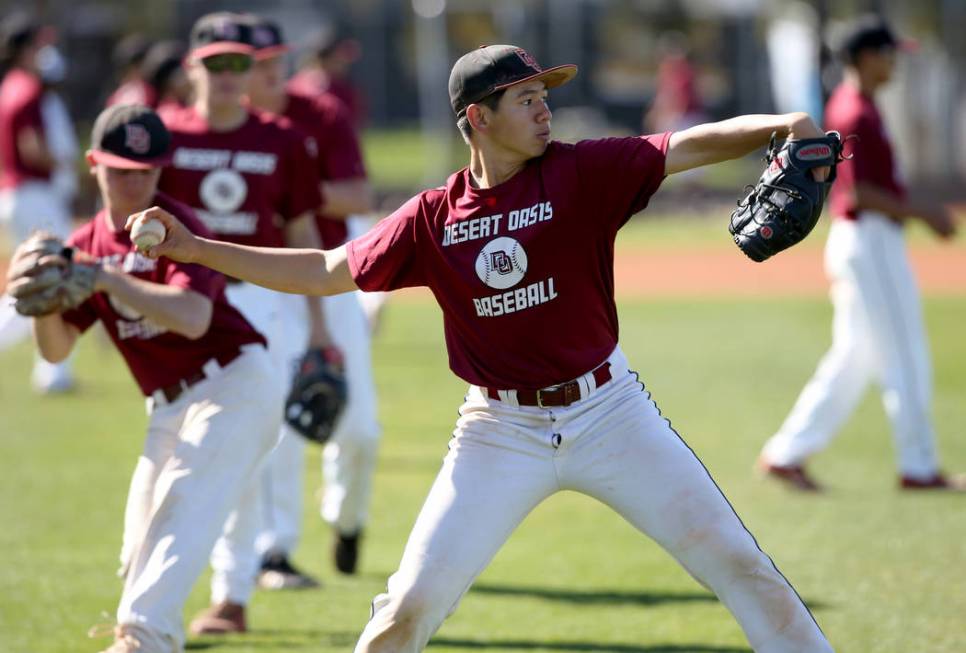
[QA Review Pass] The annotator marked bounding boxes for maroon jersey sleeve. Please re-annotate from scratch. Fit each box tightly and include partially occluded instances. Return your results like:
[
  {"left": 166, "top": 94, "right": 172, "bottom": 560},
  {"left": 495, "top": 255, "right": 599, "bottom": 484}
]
[
  {"left": 574, "top": 133, "right": 671, "bottom": 227},
  {"left": 279, "top": 127, "right": 324, "bottom": 221},
  {"left": 315, "top": 96, "right": 366, "bottom": 181},
  {"left": 347, "top": 192, "right": 431, "bottom": 291}
]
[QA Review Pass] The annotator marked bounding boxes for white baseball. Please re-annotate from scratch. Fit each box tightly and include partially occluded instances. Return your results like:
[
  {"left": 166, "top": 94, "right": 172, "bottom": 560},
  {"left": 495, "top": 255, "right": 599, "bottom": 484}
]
[{"left": 131, "top": 217, "right": 166, "bottom": 250}]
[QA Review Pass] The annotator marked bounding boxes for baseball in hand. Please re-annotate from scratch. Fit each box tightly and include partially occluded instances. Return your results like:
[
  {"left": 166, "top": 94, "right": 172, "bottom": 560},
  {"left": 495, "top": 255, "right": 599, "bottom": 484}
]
[{"left": 131, "top": 217, "right": 166, "bottom": 251}]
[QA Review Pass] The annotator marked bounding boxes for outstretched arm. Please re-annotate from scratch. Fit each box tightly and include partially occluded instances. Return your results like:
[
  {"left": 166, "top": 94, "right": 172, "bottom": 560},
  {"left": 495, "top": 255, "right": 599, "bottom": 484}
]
[
  {"left": 665, "top": 112, "right": 826, "bottom": 175},
  {"left": 126, "top": 207, "right": 358, "bottom": 297}
]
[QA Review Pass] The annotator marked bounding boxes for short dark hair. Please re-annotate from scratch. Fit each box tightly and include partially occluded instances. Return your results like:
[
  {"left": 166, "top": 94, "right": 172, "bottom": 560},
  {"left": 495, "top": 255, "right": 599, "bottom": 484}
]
[{"left": 457, "top": 89, "right": 506, "bottom": 141}]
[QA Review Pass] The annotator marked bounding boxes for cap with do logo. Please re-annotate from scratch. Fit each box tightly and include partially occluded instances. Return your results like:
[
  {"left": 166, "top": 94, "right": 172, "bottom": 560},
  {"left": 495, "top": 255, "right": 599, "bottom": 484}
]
[
  {"left": 89, "top": 104, "right": 172, "bottom": 169},
  {"left": 189, "top": 11, "right": 254, "bottom": 60},
  {"left": 448, "top": 45, "right": 577, "bottom": 122}
]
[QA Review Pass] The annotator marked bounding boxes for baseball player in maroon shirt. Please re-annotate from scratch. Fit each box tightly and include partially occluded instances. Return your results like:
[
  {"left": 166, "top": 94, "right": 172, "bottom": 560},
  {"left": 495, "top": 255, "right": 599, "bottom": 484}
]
[
  {"left": 244, "top": 15, "right": 380, "bottom": 583},
  {"left": 133, "top": 45, "right": 837, "bottom": 652},
  {"left": 0, "top": 13, "right": 75, "bottom": 392},
  {"left": 13, "top": 104, "right": 280, "bottom": 653},
  {"left": 155, "top": 12, "right": 332, "bottom": 633},
  {"left": 758, "top": 15, "right": 962, "bottom": 492}
]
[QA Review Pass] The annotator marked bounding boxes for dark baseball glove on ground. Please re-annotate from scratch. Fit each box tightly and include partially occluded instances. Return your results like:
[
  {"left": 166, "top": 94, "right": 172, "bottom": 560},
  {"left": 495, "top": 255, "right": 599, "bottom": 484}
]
[
  {"left": 285, "top": 347, "right": 347, "bottom": 445},
  {"left": 6, "top": 233, "right": 98, "bottom": 316},
  {"left": 729, "top": 131, "right": 845, "bottom": 262}
]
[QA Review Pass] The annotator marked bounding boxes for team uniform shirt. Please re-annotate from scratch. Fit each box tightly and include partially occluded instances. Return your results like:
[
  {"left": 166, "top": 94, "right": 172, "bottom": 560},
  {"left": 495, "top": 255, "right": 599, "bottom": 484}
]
[
  {"left": 283, "top": 91, "right": 367, "bottom": 248},
  {"left": 158, "top": 106, "right": 322, "bottom": 248},
  {"left": 287, "top": 70, "right": 366, "bottom": 128},
  {"left": 0, "top": 69, "right": 51, "bottom": 189},
  {"left": 106, "top": 79, "right": 156, "bottom": 109},
  {"left": 825, "top": 82, "right": 905, "bottom": 221},
  {"left": 61, "top": 193, "right": 265, "bottom": 396},
  {"left": 348, "top": 134, "right": 671, "bottom": 389}
]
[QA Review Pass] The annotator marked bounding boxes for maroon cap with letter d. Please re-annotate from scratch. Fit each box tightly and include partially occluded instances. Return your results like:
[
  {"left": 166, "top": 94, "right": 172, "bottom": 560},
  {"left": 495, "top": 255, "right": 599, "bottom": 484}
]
[{"left": 448, "top": 45, "right": 577, "bottom": 119}]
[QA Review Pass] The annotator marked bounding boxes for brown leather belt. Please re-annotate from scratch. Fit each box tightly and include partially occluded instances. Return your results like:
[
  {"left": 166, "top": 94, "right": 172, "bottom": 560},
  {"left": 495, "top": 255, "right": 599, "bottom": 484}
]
[
  {"left": 487, "top": 362, "right": 612, "bottom": 408},
  {"left": 155, "top": 348, "right": 244, "bottom": 404}
]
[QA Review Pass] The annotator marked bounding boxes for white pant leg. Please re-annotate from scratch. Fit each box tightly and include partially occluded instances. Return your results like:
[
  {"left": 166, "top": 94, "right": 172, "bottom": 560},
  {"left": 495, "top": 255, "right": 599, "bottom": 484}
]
[
  {"left": 321, "top": 291, "right": 381, "bottom": 535},
  {"left": 209, "top": 284, "right": 287, "bottom": 601},
  {"left": 255, "top": 292, "right": 309, "bottom": 558},
  {"left": 554, "top": 351, "right": 832, "bottom": 653},
  {"left": 118, "top": 347, "right": 281, "bottom": 652},
  {"left": 855, "top": 214, "right": 938, "bottom": 477},
  {"left": 354, "top": 394, "right": 559, "bottom": 652},
  {"left": 1, "top": 183, "right": 74, "bottom": 383},
  {"left": 762, "top": 220, "right": 877, "bottom": 465}
]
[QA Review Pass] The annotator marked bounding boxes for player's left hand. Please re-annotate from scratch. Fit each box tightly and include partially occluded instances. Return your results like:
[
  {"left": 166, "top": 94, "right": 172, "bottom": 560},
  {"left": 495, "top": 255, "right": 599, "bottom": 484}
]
[
  {"left": 788, "top": 114, "right": 830, "bottom": 181},
  {"left": 125, "top": 207, "right": 200, "bottom": 262}
]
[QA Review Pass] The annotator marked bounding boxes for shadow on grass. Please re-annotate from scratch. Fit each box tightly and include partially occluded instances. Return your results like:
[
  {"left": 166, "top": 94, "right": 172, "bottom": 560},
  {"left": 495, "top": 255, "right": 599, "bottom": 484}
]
[
  {"left": 429, "top": 638, "right": 751, "bottom": 652},
  {"left": 468, "top": 582, "right": 717, "bottom": 607},
  {"left": 186, "top": 630, "right": 357, "bottom": 649},
  {"left": 467, "top": 581, "right": 829, "bottom": 612}
]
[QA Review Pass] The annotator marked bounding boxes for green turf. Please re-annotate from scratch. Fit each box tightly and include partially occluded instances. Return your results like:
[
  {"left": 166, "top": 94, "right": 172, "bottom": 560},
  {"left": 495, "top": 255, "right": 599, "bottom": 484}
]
[{"left": 2, "top": 294, "right": 965, "bottom": 653}]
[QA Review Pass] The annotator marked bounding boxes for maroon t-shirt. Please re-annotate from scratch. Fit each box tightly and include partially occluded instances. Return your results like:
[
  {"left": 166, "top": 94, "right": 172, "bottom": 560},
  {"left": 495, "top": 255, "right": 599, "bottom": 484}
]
[
  {"left": 825, "top": 83, "right": 905, "bottom": 221},
  {"left": 287, "top": 70, "right": 366, "bottom": 128},
  {"left": 348, "top": 134, "right": 671, "bottom": 389},
  {"left": 0, "top": 69, "right": 50, "bottom": 189},
  {"left": 61, "top": 193, "right": 265, "bottom": 396},
  {"left": 158, "top": 106, "right": 322, "bottom": 247},
  {"left": 283, "top": 91, "right": 367, "bottom": 248}
]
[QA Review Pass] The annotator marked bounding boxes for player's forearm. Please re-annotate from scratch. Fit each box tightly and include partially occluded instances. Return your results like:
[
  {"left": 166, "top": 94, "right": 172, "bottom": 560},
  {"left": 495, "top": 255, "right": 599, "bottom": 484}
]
[
  {"left": 853, "top": 183, "right": 916, "bottom": 221},
  {"left": 320, "top": 178, "right": 374, "bottom": 218},
  {"left": 666, "top": 113, "right": 821, "bottom": 174},
  {"left": 191, "top": 239, "right": 352, "bottom": 296},
  {"left": 32, "top": 314, "right": 78, "bottom": 362},
  {"left": 96, "top": 269, "right": 213, "bottom": 339}
]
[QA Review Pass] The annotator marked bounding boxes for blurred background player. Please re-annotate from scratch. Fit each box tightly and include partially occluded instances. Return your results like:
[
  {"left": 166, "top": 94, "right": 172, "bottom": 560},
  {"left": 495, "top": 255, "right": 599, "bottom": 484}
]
[
  {"left": 14, "top": 103, "right": 280, "bottom": 653},
  {"left": 0, "top": 11, "right": 76, "bottom": 392},
  {"left": 155, "top": 12, "right": 331, "bottom": 634},
  {"left": 244, "top": 15, "right": 381, "bottom": 585},
  {"left": 105, "top": 32, "right": 153, "bottom": 107},
  {"left": 758, "top": 15, "right": 963, "bottom": 492},
  {"left": 289, "top": 25, "right": 366, "bottom": 129},
  {"left": 141, "top": 40, "right": 192, "bottom": 113}
]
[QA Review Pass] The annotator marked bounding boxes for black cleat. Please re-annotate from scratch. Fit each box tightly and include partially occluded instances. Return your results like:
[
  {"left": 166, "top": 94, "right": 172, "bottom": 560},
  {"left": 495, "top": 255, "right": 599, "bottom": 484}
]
[{"left": 334, "top": 531, "right": 361, "bottom": 575}]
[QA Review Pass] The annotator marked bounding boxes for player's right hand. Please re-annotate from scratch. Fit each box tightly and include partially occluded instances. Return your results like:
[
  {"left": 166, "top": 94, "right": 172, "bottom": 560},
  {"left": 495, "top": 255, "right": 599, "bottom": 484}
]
[{"left": 125, "top": 207, "right": 201, "bottom": 262}]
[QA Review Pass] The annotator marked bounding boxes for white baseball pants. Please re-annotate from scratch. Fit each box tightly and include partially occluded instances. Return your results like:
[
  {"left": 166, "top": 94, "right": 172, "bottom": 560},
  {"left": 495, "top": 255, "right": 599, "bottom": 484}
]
[
  {"left": 116, "top": 345, "right": 281, "bottom": 653},
  {"left": 208, "top": 282, "right": 288, "bottom": 605},
  {"left": 255, "top": 289, "right": 381, "bottom": 560},
  {"left": 761, "top": 212, "right": 939, "bottom": 478},
  {"left": 355, "top": 346, "right": 832, "bottom": 653},
  {"left": 0, "top": 181, "right": 74, "bottom": 387}
]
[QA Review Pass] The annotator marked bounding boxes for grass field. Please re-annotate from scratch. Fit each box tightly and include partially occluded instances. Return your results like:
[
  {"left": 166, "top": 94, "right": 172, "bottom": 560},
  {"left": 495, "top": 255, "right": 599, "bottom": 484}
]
[{"left": 2, "top": 222, "right": 965, "bottom": 652}]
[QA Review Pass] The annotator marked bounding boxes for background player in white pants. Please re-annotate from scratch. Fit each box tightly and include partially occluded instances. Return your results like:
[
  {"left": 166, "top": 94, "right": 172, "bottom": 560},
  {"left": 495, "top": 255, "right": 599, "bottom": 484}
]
[
  {"left": 136, "top": 44, "right": 837, "bottom": 653},
  {"left": 15, "top": 104, "right": 280, "bottom": 653},
  {"left": 0, "top": 13, "right": 75, "bottom": 392},
  {"left": 758, "top": 16, "right": 962, "bottom": 492},
  {"left": 244, "top": 15, "right": 380, "bottom": 585},
  {"left": 155, "top": 13, "right": 330, "bottom": 634}
]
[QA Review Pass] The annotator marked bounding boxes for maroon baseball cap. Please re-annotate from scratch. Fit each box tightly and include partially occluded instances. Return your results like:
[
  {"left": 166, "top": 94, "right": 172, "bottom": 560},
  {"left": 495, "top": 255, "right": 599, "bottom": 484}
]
[
  {"left": 188, "top": 12, "right": 254, "bottom": 60},
  {"left": 89, "top": 104, "right": 171, "bottom": 170},
  {"left": 242, "top": 15, "right": 289, "bottom": 61},
  {"left": 448, "top": 45, "right": 577, "bottom": 119}
]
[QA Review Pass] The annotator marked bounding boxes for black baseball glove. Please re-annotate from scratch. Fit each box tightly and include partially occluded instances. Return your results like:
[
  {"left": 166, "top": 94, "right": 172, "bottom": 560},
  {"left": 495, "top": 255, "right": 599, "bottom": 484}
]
[
  {"left": 729, "top": 131, "right": 846, "bottom": 262},
  {"left": 284, "top": 347, "right": 347, "bottom": 445}
]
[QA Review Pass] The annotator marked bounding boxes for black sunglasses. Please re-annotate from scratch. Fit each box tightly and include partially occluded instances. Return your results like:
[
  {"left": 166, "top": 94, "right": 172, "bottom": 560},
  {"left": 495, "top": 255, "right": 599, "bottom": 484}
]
[{"left": 201, "top": 53, "right": 253, "bottom": 73}]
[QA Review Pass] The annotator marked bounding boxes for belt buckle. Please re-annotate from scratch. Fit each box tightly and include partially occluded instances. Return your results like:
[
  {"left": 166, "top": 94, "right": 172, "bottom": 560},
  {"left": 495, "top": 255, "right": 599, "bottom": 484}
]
[{"left": 536, "top": 384, "right": 560, "bottom": 408}]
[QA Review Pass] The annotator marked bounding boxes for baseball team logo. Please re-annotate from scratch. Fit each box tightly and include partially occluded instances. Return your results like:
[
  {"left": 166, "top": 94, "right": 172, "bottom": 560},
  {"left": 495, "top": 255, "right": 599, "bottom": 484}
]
[
  {"left": 475, "top": 237, "right": 528, "bottom": 290},
  {"left": 200, "top": 168, "right": 248, "bottom": 213},
  {"left": 252, "top": 26, "right": 274, "bottom": 47},
  {"left": 124, "top": 124, "right": 151, "bottom": 154},
  {"left": 514, "top": 48, "right": 541, "bottom": 72}
]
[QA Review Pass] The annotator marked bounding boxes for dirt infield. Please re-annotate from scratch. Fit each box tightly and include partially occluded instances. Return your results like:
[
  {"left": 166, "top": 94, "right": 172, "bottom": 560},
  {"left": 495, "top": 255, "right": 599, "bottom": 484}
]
[{"left": 612, "top": 243, "right": 966, "bottom": 297}]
